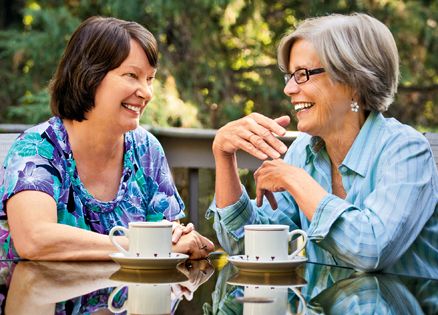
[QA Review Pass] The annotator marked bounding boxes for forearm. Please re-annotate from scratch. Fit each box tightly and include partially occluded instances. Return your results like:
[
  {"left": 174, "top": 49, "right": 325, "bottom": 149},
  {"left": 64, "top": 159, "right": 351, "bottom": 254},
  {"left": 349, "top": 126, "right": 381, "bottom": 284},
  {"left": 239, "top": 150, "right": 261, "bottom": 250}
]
[
  {"left": 308, "top": 193, "right": 429, "bottom": 271},
  {"left": 213, "top": 150, "right": 242, "bottom": 208},
  {"left": 13, "top": 222, "right": 127, "bottom": 261}
]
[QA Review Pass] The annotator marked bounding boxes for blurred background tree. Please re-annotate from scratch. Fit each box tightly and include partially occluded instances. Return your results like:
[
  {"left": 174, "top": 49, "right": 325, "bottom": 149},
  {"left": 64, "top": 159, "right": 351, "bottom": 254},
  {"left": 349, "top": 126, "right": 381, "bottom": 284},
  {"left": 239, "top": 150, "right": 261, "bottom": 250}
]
[
  {"left": 0, "top": 0, "right": 437, "bottom": 248},
  {"left": 0, "top": 0, "right": 437, "bottom": 130}
]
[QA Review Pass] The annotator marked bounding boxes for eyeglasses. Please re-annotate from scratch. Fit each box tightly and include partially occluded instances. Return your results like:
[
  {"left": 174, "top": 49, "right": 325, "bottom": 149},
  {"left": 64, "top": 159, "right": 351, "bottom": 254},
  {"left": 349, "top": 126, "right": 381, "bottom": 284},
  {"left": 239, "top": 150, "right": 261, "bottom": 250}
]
[{"left": 284, "top": 68, "right": 325, "bottom": 85}]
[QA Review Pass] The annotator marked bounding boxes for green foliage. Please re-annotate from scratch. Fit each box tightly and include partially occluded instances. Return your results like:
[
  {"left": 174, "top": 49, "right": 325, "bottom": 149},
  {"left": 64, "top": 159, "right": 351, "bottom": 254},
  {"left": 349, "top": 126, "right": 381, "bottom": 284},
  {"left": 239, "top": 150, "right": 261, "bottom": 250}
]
[
  {"left": 0, "top": 0, "right": 437, "bottom": 130},
  {"left": 6, "top": 89, "right": 51, "bottom": 124}
]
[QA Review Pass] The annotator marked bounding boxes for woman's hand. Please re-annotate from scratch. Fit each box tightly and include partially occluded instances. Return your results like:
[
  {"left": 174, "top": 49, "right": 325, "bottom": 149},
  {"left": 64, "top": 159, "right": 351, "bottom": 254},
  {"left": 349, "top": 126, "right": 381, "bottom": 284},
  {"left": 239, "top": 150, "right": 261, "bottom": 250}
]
[
  {"left": 212, "top": 113, "right": 290, "bottom": 160},
  {"left": 173, "top": 260, "right": 214, "bottom": 301},
  {"left": 171, "top": 222, "right": 195, "bottom": 244},
  {"left": 254, "top": 159, "right": 295, "bottom": 209},
  {"left": 254, "top": 159, "right": 327, "bottom": 219},
  {"left": 172, "top": 230, "right": 215, "bottom": 260}
]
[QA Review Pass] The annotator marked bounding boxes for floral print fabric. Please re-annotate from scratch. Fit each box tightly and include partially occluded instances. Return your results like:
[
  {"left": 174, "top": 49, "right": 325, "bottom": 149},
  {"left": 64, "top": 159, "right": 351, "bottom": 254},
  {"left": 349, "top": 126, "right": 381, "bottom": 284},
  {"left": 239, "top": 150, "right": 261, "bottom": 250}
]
[{"left": 0, "top": 117, "right": 185, "bottom": 258}]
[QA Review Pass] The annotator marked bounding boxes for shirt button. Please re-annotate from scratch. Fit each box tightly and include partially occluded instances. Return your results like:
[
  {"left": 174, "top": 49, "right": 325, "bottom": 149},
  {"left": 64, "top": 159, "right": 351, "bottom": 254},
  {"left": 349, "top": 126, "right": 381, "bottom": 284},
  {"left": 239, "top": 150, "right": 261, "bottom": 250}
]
[{"left": 339, "top": 166, "right": 347, "bottom": 174}]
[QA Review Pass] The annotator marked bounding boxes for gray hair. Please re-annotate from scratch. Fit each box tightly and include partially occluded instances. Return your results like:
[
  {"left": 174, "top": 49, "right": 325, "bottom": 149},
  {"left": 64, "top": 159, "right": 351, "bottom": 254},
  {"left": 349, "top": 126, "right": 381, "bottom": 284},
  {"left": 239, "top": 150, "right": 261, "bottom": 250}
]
[{"left": 278, "top": 13, "right": 399, "bottom": 112}]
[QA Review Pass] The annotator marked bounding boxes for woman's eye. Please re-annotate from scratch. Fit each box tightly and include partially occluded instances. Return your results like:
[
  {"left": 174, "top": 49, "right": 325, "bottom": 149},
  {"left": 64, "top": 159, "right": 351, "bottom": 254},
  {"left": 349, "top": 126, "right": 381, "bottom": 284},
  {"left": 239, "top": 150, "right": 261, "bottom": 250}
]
[
  {"left": 125, "top": 73, "right": 137, "bottom": 79},
  {"left": 147, "top": 77, "right": 155, "bottom": 83}
]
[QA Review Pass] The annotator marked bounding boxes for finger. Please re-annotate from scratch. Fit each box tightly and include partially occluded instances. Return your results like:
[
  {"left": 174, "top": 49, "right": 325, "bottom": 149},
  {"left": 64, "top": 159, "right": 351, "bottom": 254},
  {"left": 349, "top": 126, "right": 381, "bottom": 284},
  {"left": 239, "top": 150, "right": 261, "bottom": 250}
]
[
  {"left": 200, "top": 236, "right": 215, "bottom": 252},
  {"left": 183, "top": 223, "right": 195, "bottom": 233},
  {"left": 274, "top": 115, "right": 291, "bottom": 128},
  {"left": 249, "top": 113, "right": 288, "bottom": 136},
  {"left": 235, "top": 137, "right": 269, "bottom": 160},
  {"left": 172, "top": 226, "right": 184, "bottom": 244},
  {"left": 172, "top": 221, "right": 181, "bottom": 233},
  {"left": 247, "top": 133, "right": 282, "bottom": 159},
  {"left": 246, "top": 119, "right": 288, "bottom": 156},
  {"left": 265, "top": 191, "right": 278, "bottom": 210},
  {"left": 256, "top": 188, "right": 264, "bottom": 208}
]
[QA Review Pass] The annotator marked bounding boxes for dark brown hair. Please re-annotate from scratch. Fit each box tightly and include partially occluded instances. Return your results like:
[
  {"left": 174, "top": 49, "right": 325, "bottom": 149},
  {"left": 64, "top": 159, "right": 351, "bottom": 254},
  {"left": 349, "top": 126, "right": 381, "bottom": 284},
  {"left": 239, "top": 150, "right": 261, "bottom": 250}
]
[{"left": 49, "top": 16, "right": 158, "bottom": 121}]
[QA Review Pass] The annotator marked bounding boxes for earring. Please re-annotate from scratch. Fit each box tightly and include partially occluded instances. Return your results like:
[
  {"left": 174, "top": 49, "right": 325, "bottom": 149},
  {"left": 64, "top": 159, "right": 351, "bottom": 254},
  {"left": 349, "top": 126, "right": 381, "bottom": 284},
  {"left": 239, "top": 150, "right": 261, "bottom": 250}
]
[{"left": 350, "top": 100, "right": 359, "bottom": 112}]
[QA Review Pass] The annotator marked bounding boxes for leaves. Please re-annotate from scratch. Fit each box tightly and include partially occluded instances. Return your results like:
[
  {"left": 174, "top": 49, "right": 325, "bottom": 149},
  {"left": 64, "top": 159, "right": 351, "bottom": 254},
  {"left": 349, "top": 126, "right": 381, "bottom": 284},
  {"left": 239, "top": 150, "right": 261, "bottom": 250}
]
[{"left": 0, "top": 0, "right": 437, "bottom": 130}]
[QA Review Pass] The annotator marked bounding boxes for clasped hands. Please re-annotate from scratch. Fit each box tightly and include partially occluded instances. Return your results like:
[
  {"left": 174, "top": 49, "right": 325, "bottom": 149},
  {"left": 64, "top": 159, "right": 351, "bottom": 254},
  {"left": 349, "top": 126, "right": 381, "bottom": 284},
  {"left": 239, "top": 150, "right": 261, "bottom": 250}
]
[{"left": 171, "top": 222, "right": 215, "bottom": 259}]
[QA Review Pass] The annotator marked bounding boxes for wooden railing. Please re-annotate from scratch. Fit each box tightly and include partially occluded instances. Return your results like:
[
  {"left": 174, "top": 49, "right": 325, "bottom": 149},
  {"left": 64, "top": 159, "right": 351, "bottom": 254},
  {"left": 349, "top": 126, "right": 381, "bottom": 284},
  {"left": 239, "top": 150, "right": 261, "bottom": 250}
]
[{"left": 0, "top": 124, "right": 297, "bottom": 228}]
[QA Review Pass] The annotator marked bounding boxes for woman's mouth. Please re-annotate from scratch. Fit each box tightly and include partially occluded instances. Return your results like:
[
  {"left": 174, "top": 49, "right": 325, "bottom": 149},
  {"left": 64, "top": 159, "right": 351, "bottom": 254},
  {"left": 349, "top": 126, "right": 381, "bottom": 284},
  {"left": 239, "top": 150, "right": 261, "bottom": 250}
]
[
  {"left": 122, "top": 103, "right": 142, "bottom": 113},
  {"left": 294, "top": 102, "right": 314, "bottom": 113}
]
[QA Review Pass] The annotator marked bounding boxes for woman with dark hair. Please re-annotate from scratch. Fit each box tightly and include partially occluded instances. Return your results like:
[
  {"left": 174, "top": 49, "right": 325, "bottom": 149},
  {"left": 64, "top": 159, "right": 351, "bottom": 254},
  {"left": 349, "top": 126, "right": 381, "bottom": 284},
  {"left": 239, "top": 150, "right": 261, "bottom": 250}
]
[
  {"left": 207, "top": 13, "right": 437, "bottom": 278},
  {"left": 0, "top": 16, "right": 214, "bottom": 260}
]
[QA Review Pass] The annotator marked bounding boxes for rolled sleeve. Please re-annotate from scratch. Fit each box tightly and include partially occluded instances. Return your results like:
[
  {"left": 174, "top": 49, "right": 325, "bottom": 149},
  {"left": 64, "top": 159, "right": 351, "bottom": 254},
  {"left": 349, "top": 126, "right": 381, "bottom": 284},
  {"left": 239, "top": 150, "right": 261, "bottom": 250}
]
[
  {"left": 206, "top": 187, "right": 255, "bottom": 254},
  {"left": 308, "top": 194, "right": 354, "bottom": 241}
]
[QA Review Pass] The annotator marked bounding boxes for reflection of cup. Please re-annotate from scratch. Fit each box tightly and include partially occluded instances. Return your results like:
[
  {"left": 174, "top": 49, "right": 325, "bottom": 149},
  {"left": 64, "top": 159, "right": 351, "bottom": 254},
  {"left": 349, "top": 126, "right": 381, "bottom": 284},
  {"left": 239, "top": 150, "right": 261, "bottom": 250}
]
[
  {"left": 228, "top": 271, "right": 307, "bottom": 315},
  {"left": 108, "top": 268, "right": 188, "bottom": 315},
  {"left": 244, "top": 224, "right": 307, "bottom": 261},
  {"left": 108, "top": 283, "right": 171, "bottom": 314},
  {"left": 109, "top": 221, "right": 172, "bottom": 257},
  {"left": 244, "top": 285, "right": 289, "bottom": 315}
]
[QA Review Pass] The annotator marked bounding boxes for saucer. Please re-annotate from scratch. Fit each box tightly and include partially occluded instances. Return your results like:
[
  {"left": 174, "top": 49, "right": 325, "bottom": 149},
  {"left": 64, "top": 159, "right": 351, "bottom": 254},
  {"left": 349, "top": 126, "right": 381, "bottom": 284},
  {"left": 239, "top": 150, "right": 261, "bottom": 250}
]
[
  {"left": 110, "top": 268, "right": 188, "bottom": 284},
  {"left": 109, "top": 252, "right": 189, "bottom": 270},
  {"left": 227, "top": 271, "right": 306, "bottom": 287},
  {"left": 227, "top": 255, "right": 307, "bottom": 273}
]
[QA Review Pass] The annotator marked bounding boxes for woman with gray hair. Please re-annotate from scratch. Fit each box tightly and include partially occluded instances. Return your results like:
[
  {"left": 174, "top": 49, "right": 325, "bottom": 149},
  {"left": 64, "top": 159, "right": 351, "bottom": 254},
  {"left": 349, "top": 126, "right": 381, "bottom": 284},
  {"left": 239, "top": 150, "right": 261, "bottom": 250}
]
[{"left": 207, "top": 13, "right": 437, "bottom": 277}]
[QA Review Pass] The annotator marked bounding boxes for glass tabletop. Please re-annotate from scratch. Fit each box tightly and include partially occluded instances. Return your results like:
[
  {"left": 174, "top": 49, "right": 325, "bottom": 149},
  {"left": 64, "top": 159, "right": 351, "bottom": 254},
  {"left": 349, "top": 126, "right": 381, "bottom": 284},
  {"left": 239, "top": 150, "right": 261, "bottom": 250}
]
[{"left": 0, "top": 252, "right": 436, "bottom": 314}]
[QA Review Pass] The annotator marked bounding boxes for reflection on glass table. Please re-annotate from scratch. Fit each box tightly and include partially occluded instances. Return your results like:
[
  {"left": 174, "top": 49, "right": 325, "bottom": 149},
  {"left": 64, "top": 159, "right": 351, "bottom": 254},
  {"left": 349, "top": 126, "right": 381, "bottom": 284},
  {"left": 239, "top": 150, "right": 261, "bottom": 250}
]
[
  {"left": 0, "top": 254, "right": 437, "bottom": 314},
  {"left": 0, "top": 259, "right": 214, "bottom": 315},
  {"left": 204, "top": 260, "right": 438, "bottom": 315}
]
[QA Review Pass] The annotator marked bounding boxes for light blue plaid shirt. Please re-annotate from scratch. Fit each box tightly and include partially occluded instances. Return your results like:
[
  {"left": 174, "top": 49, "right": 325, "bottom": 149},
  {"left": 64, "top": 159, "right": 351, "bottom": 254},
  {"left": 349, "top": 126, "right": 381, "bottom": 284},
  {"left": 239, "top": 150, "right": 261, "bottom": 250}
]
[{"left": 207, "top": 111, "right": 438, "bottom": 279}]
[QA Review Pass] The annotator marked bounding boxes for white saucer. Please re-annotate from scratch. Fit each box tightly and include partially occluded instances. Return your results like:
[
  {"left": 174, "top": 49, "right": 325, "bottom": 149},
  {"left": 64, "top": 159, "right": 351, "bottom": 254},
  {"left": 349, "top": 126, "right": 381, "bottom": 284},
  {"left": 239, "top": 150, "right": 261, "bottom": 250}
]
[
  {"left": 110, "top": 268, "right": 188, "bottom": 284},
  {"left": 227, "top": 255, "right": 307, "bottom": 273},
  {"left": 227, "top": 271, "right": 306, "bottom": 288},
  {"left": 109, "top": 252, "right": 189, "bottom": 270}
]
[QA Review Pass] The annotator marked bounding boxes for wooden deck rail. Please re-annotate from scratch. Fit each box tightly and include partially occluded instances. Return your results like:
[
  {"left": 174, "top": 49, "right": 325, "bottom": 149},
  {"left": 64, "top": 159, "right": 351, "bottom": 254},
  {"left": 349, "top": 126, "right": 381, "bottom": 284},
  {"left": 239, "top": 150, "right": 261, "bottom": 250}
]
[{"left": 0, "top": 124, "right": 297, "bottom": 227}]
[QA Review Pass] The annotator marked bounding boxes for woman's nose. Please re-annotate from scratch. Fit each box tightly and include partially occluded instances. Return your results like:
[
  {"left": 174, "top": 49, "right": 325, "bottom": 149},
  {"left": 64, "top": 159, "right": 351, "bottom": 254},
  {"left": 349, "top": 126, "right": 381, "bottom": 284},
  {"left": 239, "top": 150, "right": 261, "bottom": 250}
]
[
  {"left": 136, "top": 82, "right": 153, "bottom": 101},
  {"left": 283, "top": 79, "right": 300, "bottom": 96}
]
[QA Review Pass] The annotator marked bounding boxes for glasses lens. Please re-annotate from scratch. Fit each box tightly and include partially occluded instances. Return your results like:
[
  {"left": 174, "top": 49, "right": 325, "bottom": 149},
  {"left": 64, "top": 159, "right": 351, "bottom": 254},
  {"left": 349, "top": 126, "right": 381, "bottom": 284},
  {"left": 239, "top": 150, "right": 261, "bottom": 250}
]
[
  {"left": 284, "top": 73, "right": 292, "bottom": 84},
  {"left": 294, "top": 69, "right": 308, "bottom": 84}
]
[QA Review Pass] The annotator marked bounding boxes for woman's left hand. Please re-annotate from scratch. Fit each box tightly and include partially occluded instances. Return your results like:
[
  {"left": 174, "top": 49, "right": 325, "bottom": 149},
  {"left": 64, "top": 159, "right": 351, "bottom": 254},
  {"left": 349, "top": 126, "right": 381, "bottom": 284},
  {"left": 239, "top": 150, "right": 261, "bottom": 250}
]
[
  {"left": 254, "top": 159, "right": 295, "bottom": 209},
  {"left": 172, "top": 222, "right": 195, "bottom": 244}
]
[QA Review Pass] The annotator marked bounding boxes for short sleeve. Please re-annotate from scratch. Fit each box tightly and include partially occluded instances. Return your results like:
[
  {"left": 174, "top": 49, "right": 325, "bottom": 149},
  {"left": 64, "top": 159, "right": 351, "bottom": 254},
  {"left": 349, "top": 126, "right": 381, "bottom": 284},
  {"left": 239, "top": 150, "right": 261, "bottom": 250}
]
[{"left": 0, "top": 132, "right": 62, "bottom": 214}]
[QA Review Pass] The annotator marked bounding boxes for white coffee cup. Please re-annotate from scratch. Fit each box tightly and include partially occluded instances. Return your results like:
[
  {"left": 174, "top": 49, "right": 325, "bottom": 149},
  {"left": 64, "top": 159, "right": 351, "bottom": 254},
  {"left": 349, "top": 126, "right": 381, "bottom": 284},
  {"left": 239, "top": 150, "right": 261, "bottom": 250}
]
[
  {"left": 244, "top": 224, "right": 307, "bottom": 261},
  {"left": 109, "top": 221, "right": 173, "bottom": 258},
  {"left": 108, "top": 283, "right": 171, "bottom": 314}
]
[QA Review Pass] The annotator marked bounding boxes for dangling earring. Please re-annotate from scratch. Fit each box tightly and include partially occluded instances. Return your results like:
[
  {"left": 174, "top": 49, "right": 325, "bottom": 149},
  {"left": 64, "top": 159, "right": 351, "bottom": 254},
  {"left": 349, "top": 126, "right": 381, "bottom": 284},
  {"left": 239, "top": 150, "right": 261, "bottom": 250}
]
[{"left": 350, "top": 100, "right": 359, "bottom": 112}]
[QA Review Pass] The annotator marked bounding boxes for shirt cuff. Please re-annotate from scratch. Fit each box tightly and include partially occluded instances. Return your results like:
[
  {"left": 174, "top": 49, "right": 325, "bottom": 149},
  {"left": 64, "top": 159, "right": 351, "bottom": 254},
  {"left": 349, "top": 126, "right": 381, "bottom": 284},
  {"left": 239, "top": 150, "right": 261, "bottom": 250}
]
[
  {"left": 205, "top": 186, "right": 254, "bottom": 239},
  {"left": 307, "top": 193, "right": 353, "bottom": 241}
]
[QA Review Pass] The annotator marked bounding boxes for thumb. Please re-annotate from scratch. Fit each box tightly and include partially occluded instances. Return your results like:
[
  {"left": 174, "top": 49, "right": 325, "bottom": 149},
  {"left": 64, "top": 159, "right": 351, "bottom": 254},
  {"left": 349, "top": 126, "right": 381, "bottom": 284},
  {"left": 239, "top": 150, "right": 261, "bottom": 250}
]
[{"left": 274, "top": 115, "right": 290, "bottom": 128}]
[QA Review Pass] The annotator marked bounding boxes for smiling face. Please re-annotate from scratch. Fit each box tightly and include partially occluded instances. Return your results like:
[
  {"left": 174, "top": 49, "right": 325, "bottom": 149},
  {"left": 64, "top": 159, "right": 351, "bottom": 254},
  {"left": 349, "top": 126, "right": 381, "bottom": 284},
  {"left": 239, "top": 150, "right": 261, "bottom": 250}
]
[
  {"left": 284, "top": 39, "right": 354, "bottom": 138},
  {"left": 88, "top": 39, "right": 156, "bottom": 133}
]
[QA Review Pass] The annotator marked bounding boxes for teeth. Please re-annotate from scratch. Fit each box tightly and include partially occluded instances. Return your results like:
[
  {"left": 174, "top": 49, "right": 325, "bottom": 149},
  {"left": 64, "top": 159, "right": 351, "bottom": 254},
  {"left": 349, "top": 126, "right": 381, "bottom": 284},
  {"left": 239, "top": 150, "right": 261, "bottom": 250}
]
[
  {"left": 123, "top": 103, "right": 141, "bottom": 113},
  {"left": 294, "top": 102, "right": 314, "bottom": 112}
]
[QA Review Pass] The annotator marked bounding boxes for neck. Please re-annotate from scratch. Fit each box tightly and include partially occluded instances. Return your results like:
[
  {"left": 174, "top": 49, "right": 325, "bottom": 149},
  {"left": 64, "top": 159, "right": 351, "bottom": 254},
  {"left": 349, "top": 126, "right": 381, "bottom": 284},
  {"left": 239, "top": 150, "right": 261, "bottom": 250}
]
[
  {"left": 323, "top": 110, "right": 367, "bottom": 166},
  {"left": 63, "top": 119, "right": 124, "bottom": 166}
]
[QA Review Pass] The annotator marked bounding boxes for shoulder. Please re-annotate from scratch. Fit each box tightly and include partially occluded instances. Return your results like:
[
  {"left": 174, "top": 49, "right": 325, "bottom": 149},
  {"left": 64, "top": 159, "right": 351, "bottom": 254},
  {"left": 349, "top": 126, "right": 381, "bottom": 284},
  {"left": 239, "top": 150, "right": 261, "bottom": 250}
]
[
  {"left": 6, "top": 119, "right": 58, "bottom": 164},
  {"left": 126, "top": 126, "right": 166, "bottom": 166},
  {"left": 378, "top": 116, "right": 429, "bottom": 150},
  {"left": 129, "top": 126, "right": 162, "bottom": 149}
]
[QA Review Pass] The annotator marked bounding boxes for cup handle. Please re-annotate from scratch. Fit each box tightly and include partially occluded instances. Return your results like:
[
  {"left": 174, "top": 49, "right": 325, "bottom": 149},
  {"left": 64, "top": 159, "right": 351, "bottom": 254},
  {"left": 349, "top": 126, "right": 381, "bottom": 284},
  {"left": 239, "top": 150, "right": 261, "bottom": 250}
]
[
  {"left": 107, "top": 285, "right": 127, "bottom": 313},
  {"left": 109, "top": 226, "right": 129, "bottom": 256},
  {"left": 288, "top": 229, "right": 308, "bottom": 259},
  {"left": 289, "top": 286, "right": 307, "bottom": 315}
]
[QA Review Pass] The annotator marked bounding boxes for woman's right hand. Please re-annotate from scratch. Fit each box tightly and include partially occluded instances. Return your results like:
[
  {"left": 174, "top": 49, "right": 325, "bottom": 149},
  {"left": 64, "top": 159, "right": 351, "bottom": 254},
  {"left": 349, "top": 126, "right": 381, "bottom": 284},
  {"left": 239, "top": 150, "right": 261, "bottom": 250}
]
[
  {"left": 212, "top": 113, "right": 290, "bottom": 160},
  {"left": 172, "top": 230, "right": 215, "bottom": 260}
]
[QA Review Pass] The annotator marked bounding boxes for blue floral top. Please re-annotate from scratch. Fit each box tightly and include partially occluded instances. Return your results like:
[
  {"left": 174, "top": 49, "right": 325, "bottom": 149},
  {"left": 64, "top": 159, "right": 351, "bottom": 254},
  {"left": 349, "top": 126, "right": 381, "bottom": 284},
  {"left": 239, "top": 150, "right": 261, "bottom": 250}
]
[{"left": 0, "top": 117, "right": 185, "bottom": 259}]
